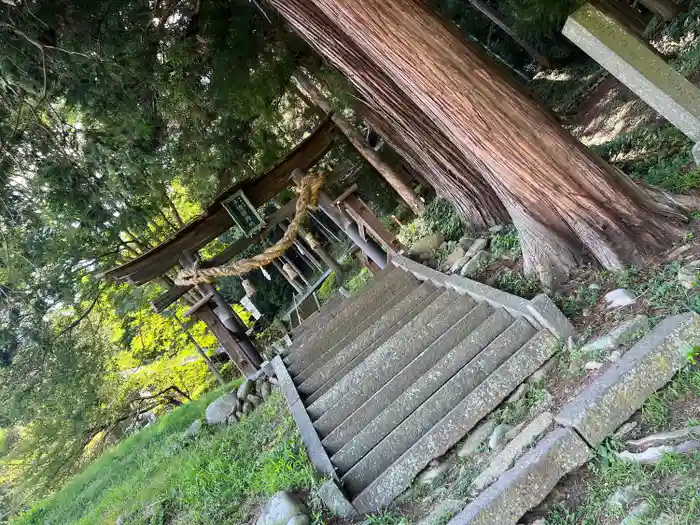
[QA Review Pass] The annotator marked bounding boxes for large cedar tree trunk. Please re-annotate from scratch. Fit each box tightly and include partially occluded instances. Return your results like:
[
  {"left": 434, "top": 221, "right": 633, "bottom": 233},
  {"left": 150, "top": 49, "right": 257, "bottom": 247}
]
[
  {"left": 271, "top": 1, "right": 508, "bottom": 229},
  {"left": 270, "top": 0, "right": 687, "bottom": 286}
]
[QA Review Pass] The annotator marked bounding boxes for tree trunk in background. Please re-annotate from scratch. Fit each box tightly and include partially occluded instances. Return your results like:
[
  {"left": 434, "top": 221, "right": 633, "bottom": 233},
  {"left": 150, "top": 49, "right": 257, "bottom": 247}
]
[
  {"left": 293, "top": 71, "right": 426, "bottom": 215},
  {"left": 271, "top": 1, "right": 508, "bottom": 229},
  {"left": 465, "top": 0, "right": 552, "bottom": 68},
  {"left": 270, "top": 0, "right": 688, "bottom": 286}
]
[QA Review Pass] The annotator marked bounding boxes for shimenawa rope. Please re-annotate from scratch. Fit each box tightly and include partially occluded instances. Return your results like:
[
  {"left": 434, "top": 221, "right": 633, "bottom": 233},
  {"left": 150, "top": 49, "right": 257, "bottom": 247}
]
[{"left": 174, "top": 172, "right": 324, "bottom": 286}]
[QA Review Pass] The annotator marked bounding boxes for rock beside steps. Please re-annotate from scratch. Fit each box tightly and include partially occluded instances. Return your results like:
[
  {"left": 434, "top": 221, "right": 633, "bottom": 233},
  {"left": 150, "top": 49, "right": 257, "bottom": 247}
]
[{"left": 274, "top": 257, "right": 700, "bottom": 524}]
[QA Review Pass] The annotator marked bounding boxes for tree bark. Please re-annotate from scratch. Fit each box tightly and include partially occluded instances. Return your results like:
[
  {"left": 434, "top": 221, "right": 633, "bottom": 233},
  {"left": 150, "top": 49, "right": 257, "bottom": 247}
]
[
  {"left": 465, "top": 0, "right": 552, "bottom": 68},
  {"left": 269, "top": 0, "right": 687, "bottom": 286},
  {"left": 293, "top": 70, "right": 426, "bottom": 215},
  {"left": 272, "top": 3, "right": 508, "bottom": 229}
]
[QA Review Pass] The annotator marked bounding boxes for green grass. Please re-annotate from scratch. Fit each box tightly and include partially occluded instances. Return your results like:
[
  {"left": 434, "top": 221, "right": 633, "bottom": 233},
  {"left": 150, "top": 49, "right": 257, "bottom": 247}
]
[
  {"left": 12, "top": 387, "right": 317, "bottom": 525},
  {"left": 365, "top": 510, "right": 409, "bottom": 525}
]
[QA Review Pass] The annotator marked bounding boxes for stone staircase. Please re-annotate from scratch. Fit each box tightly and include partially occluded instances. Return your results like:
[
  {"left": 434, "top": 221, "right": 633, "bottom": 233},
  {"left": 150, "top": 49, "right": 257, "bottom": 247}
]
[
  {"left": 273, "top": 256, "right": 577, "bottom": 518},
  {"left": 272, "top": 256, "right": 700, "bottom": 524}
]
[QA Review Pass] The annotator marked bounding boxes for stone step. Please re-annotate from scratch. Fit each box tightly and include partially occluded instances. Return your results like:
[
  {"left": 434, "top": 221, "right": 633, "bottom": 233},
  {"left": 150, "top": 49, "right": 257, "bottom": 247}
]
[
  {"left": 285, "top": 266, "right": 412, "bottom": 367},
  {"left": 284, "top": 266, "right": 402, "bottom": 363},
  {"left": 447, "top": 427, "right": 592, "bottom": 525},
  {"left": 351, "top": 330, "right": 560, "bottom": 515},
  {"left": 324, "top": 301, "right": 496, "bottom": 457},
  {"left": 313, "top": 293, "right": 481, "bottom": 439},
  {"left": 292, "top": 294, "right": 346, "bottom": 341},
  {"left": 292, "top": 278, "right": 421, "bottom": 382},
  {"left": 341, "top": 317, "right": 535, "bottom": 494},
  {"left": 302, "top": 285, "right": 442, "bottom": 404},
  {"left": 327, "top": 306, "right": 512, "bottom": 468},
  {"left": 306, "top": 289, "right": 459, "bottom": 422}
]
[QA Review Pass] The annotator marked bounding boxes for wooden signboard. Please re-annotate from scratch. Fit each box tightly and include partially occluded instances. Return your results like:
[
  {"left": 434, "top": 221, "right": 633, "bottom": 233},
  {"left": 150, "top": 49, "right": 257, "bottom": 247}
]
[{"left": 222, "top": 190, "right": 265, "bottom": 237}]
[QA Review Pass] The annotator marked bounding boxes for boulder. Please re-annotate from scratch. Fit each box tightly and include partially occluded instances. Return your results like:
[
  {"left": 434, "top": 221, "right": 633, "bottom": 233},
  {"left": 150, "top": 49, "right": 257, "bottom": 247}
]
[
  {"left": 247, "top": 394, "right": 263, "bottom": 407},
  {"left": 621, "top": 502, "right": 651, "bottom": 525},
  {"left": 489, "top": 423, "right": 512, "bottom": 450},
  {"left": 581, "top": 315, "right": 649, "bottom": 354},
  {"left": 607, "top": 484, "right": 640, "bottom": 509},
  {"left": 604, "top": 289, "right": 636, "bottom": 309},
  {"left": 237, "top": 379, "right": 255, "bottom": 401},
  {"left": 184, "top": 419, "right": 203, "bottom": 438},
  {"left": 678, "top": 262, "right": 700, "bottom": 289},
  {"left": 443, "top": 246, "right": 466, "bottom": 271},
  {"left": 409, "top": 233, "right": 445, "bottom": 257},
  {"left": 205, "top": 393, "right": 238, "bottom": 425},
  {"left": 464, "top": 238, "right": 488, "bottom": 258},
  {"left": 260, "top": 381, "right": 272, "bottom": 401},
  {"left": 256, "top": 491, "right": 308, "bottom": 525},
  {"left": 450, "top": 254, "right": 471, "bottom": 274},
  {"left": 459, "top": 235, "right": 476, "bottom": 251},
  {"left": 416, "top": 459, "right": 449, "bottom": 485},
  {"left": 488, "top": 225, "right": 504, "bottom": 234},
  {"left": 460, "top": 250, "right": 490, "bottom": 277},
  {"left": 458, "top": 419, "right": 496, "bottom": 458},
  {"left": 242, "top": 401, "right": 253, "bottom": 414}
]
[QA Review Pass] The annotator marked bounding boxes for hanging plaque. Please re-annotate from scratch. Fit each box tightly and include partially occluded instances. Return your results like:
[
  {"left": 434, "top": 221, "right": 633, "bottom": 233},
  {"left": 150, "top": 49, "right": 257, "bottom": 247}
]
[{"left": 221, "top": 190, "right": 265, "bottom": 237}]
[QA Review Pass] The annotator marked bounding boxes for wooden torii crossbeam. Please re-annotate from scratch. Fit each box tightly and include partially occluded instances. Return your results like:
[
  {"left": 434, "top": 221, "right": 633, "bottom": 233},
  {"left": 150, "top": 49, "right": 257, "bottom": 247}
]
[
  {"left": 104, "top": 116, "right": 337, "bottom": 285},
  {"left": 102, "top": 117, "right": 337, "bottom": 378}
]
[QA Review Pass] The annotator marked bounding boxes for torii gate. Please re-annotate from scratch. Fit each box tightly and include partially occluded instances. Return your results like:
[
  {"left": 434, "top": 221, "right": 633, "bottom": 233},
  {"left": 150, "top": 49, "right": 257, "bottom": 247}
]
[{"left": 104, "top": 116, "right": 404, "bottom": 378}]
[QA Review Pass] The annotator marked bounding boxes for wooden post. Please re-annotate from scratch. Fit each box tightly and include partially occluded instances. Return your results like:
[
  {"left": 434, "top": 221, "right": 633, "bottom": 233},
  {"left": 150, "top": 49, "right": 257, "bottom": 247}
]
[
  {"left": 291, "top": 167, "right": 388, "bottom": 269},
  {"left": 342, "top": 194, "right": 404, "bottom": 255},
  {"left": 272, "top": 258, "right": 305, "bottom": 294},
  {"left": 180, "top": 251, "right": 262, "bottom": 370},
  {"left": 294, "top": 71, "right": 425, "bottom": 215},
  {"left": 192, "top": 303, "right": 258, "bottom": 378},
  {"left": 299, "top": 226, "right": 344, "bottom": 280}
]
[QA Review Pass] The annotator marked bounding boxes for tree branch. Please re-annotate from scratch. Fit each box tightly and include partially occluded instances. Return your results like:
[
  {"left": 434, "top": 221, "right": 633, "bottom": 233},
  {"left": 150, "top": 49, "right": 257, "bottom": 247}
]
[{"left": 58, "top": 284, "right": 105, "bottom": 337}]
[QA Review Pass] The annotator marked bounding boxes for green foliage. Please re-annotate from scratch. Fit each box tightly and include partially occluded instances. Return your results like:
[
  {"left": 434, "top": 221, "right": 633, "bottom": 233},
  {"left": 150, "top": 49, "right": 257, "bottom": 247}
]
[
  {"left": 545, "top": 369, "right": 700, "bottom": 524},
  {"left": 317, "top": 272, "right": 337, "bottom": 303},
  {"left": 344, "top": 268, "right": 373, "bottom": 295},
  {"left": 494, "top": 270, "right": 542, "bottom": 299},
  {"left": 12, "top": 390, "right": 318, "bottom": 525},
  {"left": 592, "top": 125, "right": 697, "bottom": 193},
  {"left": 423, "top": 198, "right": 465, "bottom": 242},
  {"left": 555, "top": 283, "right": 601, "bottom": 317},
  {"left": 497, "top": 384, "right": 549, "bottom": 425},
  {"left": 365, "top": 511, "right": 409, "bottom": 525},
  {"left": 489, "top": 227, "right": 521, "bottom": 260}
]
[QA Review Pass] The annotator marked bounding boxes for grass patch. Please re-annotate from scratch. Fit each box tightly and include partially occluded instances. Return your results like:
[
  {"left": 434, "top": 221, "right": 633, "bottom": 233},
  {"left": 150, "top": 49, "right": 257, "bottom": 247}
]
[
  {"left": 13, "top": 388, "right": 317, "bottom": 525},
  {"left": 592, "top": 124, "right": 697, "bottom": 193},
  {"left": 365, "top": 510, "right": 410, "bottom": 525}
]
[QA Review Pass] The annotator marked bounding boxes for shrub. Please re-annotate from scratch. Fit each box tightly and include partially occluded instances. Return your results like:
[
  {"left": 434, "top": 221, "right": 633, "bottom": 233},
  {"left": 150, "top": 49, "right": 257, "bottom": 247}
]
[{"left": 423, "top": 198, "right": 465, "bottom": 241}]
